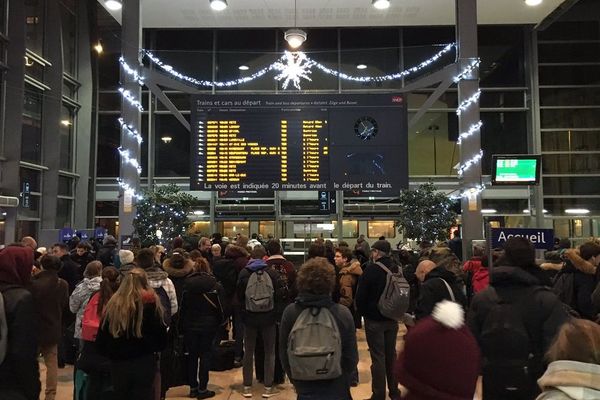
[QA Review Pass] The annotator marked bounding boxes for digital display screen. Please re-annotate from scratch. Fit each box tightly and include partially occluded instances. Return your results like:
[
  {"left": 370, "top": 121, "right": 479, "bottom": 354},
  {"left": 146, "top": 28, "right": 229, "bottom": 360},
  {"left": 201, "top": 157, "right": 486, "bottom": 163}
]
[
  {"left": 492, "top": 155, "right": 541, "bottom": 185},
  {"left": 191, "top": 94, "right": 408, "bottom": 192}
]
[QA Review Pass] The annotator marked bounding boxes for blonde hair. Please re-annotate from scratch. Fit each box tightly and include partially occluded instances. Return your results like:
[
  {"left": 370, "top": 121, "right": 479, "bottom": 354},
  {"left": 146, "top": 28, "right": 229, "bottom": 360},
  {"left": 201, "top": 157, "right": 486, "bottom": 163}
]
[
  {"left": 547, "top": 319, "right": 600, "bottom": 364},
  {"left": 102, "top": 268, "right": 162, "bottom": 338}
]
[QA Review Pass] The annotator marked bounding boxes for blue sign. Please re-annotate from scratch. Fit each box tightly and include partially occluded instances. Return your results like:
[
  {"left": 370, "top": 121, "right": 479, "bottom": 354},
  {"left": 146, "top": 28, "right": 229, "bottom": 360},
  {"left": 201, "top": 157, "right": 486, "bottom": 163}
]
[
  {"left": 59, "top": 227, "right": 74, "bottom": 243},
  {"left": 95, "top": 227, "right": 107, "bottom": 240},
  {"left": 22, "top": 182, "right": 31, "bottom": 209},
  {"left": 491, "top": 228, "right": 554, "bottom": 250}
]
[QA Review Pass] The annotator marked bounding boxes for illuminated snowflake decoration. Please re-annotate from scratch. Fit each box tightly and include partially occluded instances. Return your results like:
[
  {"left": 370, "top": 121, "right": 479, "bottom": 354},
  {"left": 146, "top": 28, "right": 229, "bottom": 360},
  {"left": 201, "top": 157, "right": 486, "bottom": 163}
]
[{"left": 273, "top": 51, "right": 315, "bottom": 90}]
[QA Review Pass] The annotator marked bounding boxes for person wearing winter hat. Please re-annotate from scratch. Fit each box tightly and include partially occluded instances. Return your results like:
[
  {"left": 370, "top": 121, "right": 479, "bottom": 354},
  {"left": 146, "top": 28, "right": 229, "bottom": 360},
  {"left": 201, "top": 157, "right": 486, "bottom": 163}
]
[
  {"left": 396, "top": 300, "right": 480, "bottom": 400},
  {"left": 117, "top": 249, "right": 136, "bottom": 271},
  {"left": 536, "top": 318, "right": 600, "bottom": 399}
]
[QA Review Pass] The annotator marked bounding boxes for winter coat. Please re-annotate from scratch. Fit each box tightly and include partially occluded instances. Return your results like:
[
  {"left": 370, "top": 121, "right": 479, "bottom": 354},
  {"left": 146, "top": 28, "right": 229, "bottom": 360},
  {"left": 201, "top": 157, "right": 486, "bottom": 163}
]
[
  {"left": 29, "top": 270, "right": 69, "bottom": 346},
  {"left": 69, "top": 276, "right": 102, "bottom": 339},
  {"left": 163, "top": 257, "right": 195, "bottom": 304},
  {"left": 121, "top": 265, "right": 178, "bottom": 316},
  {"left": 279, "top": 293, "right": 358, "bottom": 400},
  {"left": 537, "top": 361, "right": 600, "bottom": 400},
  {"left": 265, "top": 255, "right": 298, "bottom": 303},
  {"left": 180, "top": 272, "right": 227, "bottom": 331},
  {"left": 96, "top": 244, "right": 118, "bottom": 267},
  {"left": 71, "top": 252, "right": 95, "bottom": 270},
  {"left": 355, "top": 256, "right": 399, "bottom": 321},
  {"left": 237, "top": 258, "right": 286, "bottom": 327},
  {"left": 0, "top": 284, "right": 41, "bottom": 400},
  {"left": 415, "top": 266, "right": 468, "bottom": 320},
  {"left": 559, "top": 255, "right": 596, "bottom": 319},
  {"left": 468, "top": 265, "right": 570, "bottom": 375},
  {"left": 213, "top": 246, "right": 249, "bottom": 304},
  {"left": 337, "top": 261, "right": 362, "bottom": 308},
  {"left": 463, "top": 256, "right": 489, "bottom": 294},
  {"left": 96, "top": 291, "right": 167, "bottom": 361},
  {"left": 58, "top": 254, "right": 83, "bottom": 294}
]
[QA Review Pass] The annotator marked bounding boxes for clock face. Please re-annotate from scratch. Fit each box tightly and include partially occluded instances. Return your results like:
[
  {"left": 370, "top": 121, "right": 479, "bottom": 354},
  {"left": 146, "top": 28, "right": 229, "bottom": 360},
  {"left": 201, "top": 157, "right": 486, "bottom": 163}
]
[{"left": 354, "top": 116, "right": 378, "bottom": 141}]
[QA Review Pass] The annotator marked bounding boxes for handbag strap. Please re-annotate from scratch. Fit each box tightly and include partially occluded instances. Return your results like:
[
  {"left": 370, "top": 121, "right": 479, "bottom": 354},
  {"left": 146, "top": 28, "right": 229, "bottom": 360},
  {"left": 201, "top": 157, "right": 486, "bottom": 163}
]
[
  {"left": 202, "top": 293, "right": 218, "bottom": 309},
  {"left": 438, "top": 278, "right": 456, "bottom": 302},
  {"left": 375, "top": 261, "right": 393, "bottom": 275}
]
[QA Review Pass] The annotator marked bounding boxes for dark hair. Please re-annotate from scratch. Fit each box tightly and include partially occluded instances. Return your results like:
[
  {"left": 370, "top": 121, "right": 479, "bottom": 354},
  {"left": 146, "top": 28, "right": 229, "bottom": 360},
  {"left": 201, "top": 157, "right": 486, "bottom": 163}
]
[
  {"left": 580, "top": 242, "right": 600, "bottom": 261},
  {"left": 188, "top": 249, "right": 203, "bottom": 261},
  {"left": 52, "top": 243, "right": 69, "bottom": 253},
  {"left": 84, "top": 261, "right": 103, "bottom": 278},
  {"left": 337, "top": 241, "right": 349, "bottom": 248},
  {"left": 308, "top": 242, "right": 325, "bottom": 259},
  {"left": 251, "top": 246, "right": 267, "bottom": 259},
  {"left": 558, "top": 238, "right": 571, "bottom": 249},
  {"left": 473, "top": 245, "right": 486, "bottom": 258},
  {"left": 169, "top": 248, "right": 187, "bottom": 269},
  {"left": 378, "top": 236, "right": 386, "bottom": 241},
  {"left": 297, "top": 257, "right": 336, "bottom": 295},
  {"left": 98, "top": 267, "right": 120, "bottom": 317},
  {"left": 41, "top": 255, "right": 62, "bottom": 272},
  {"left": 76, "top": 242, "right": 91, "bottom": 251},
  {"left": 503, "top": 237, "right": 535, "bottom": 267},
  {"left": 265, "top": 240, "right": 282, "bottom": 256},
  {"left": 547, "top": 319, "right": 600, "bottom": 364},
  {"left": 335, "top": 247, "right": 353, "bottom": 263},
  {"left": 135, "top": 248, "right": 155, "bottom": 269},
  {"left": 251, "top": 233, "right": 258, "bottom": 239}
]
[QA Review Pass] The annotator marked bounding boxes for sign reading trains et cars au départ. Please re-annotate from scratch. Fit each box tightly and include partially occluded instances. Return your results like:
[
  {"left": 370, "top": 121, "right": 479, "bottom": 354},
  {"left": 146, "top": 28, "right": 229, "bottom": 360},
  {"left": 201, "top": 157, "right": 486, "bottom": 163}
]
[{"left": 490, "top": 228, "right": 555, "bottom": 250}]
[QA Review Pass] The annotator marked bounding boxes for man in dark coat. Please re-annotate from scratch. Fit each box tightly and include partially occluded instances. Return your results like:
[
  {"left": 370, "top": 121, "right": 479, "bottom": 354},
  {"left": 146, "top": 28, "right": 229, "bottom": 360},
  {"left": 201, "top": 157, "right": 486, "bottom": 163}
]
[
  {"left": 0, "top": 246, "right": 41, "bottom": 400},
  {"left": 414, "top": 259, "right": 467, "bottom": 320},
  {"left": 51, "top": 243, "right": 82, "bottom": 294},
  {"left": 355, "top": 240, "right": 401, "bottom": 400},
  {"left": 468, "top": 236, "right": 570, "bottom": 400},
  {"left": 29, "top": 255, "right": 69, "bottom": 400},
  {"left": 95, "top": 235, "right": 118, "bottom": 267}
]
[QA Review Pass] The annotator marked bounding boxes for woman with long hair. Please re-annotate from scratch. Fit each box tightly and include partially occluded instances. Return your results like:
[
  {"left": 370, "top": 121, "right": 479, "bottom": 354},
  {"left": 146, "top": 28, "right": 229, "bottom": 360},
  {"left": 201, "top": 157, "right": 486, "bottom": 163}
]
[{"left": 96, "top": 268, "right": 167, "bottom": 400}]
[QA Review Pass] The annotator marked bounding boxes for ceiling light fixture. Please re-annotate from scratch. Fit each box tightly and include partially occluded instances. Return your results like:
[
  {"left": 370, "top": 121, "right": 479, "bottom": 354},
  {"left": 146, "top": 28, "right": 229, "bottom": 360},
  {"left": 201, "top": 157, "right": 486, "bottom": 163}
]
[
  {"left": 565, "top": 208, "right": 590, "bottom": 214},
  {"left": 209, "top": 0, "right": 228, "bottom": 11},
  {"left": 193, "top": 210, "right": 205, "bottom": 216},
  {"left": 356, "top": 64, "right": 368, "bottom": 70},
  {"left": 60, "top": 120, "right": 72, "bottom": 127},
  {"left": 161, "top": 136, "right": 173, "bottom": 144},
  {"left": 481, "top": 209, "right": 497, "bottom": 214},
  {"left": 94, "top": 41, "right": 104, "bottom": 54},
  {"left": 523, "top": 209, "right": 549, "bottom": 214},
  {"left": 524, "top": 0, "right": 543, "bottom": 6},
  {"left": 238, "top": 65, "right": 250, "bottom": 71},
  {"left": 104, "top": 0, "right": 122, "bottom": 11},
  {"left": 285, "top": 0, "right": 307, "bottom": 49},
  {"left": 372, "top": 0, "right": 391, "bottom": 10}
]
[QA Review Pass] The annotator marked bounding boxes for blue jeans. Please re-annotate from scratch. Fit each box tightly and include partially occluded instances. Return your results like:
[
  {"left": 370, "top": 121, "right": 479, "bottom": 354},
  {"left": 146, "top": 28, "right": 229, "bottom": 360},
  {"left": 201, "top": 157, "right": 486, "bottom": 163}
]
[{"left": 185, "top": 329, "right": 217, "bottom": 391}]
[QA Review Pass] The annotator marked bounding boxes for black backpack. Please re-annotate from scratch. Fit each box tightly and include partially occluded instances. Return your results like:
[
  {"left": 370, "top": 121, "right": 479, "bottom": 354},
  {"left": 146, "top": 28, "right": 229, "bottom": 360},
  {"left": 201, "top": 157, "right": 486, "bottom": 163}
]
[
  {"left": 479, "top": 286, "right": 544, "bottom": 400},
  {"left": 552, "top": 270, "right": 576, "bottom": 308},
  {"left": 155, "top": 286, "right": 172, "bottom": 326}
]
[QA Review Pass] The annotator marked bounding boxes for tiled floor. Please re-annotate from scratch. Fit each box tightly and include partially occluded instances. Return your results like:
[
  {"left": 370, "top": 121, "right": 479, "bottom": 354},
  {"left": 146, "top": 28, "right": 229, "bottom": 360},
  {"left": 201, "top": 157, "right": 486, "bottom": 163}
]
[{"left": 45, "top": 326, "right": 407, "bottom": 400}]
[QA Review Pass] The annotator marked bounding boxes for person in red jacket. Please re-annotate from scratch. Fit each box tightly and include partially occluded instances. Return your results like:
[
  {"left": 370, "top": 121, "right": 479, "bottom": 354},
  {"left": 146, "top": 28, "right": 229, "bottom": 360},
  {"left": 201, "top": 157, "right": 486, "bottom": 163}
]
[{"left": 462, "top": 244, "right": 488, "bottom": 301}]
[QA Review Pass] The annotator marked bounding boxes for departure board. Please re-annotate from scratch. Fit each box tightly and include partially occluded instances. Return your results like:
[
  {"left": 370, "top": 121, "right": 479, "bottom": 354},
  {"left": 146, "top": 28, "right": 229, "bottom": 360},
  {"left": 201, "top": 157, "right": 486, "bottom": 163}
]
[{"left": 191, "top": 94, "right": 408, "bottom": 191}]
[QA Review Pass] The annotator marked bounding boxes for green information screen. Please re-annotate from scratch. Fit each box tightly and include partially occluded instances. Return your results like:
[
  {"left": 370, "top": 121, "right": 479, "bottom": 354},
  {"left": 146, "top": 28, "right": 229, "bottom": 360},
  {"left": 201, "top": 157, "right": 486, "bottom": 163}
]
[{"left": 494, "top": 158, "right": 538, "bottom": 182}]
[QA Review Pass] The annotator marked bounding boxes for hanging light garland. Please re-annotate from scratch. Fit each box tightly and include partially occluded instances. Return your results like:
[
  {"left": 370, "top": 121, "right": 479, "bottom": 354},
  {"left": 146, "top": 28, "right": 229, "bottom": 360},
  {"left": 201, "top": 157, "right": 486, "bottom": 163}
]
[
  {"left": 140, "top": 43, "right": 456, "bottom": 90},
  {"left": 118, "top": 147, "right": 142, "bottom": 174},
  {"left": 457, "top": 121, "right": 483, "bottom": 145},
  {"left": 456, "top": 89, "right": 481, "bottom": 116},
  {"left": 450, "top": 183, "right": 486, "bottom": 200},
  {"left": 117, "top": 178, "right": 144, "bottom": 200},
  {"left": 456, "top": 149, "right": 484, "bottom": 177},
  {"left": 118, "top": 117, "right": 143, "bottom": 145}
]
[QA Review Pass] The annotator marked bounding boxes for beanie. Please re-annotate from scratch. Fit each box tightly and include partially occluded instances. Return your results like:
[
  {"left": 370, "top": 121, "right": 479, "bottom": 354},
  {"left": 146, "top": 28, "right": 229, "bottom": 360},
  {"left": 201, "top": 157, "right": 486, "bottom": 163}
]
[
  {"left": 396, "top": 301, "right": 480, "bottom": 400},
  {"left": 119, "top": 249, "right": 134, "bottom": 265},
  {"left": 371, "top": 240, "right": 391, "bottom": 254}
]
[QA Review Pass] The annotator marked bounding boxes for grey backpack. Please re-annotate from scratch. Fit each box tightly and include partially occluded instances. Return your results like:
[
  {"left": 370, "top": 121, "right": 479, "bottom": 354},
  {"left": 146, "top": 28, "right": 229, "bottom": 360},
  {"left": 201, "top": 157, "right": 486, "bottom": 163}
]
[
  {"left": 287, "top": 306, "right": 342, "bottom": 381},
  {"left": 375, "top": 261, "right": 410, "bottom": 321},
  {"left": 245, "top": 269, "right": 274, "bottom": 313}
]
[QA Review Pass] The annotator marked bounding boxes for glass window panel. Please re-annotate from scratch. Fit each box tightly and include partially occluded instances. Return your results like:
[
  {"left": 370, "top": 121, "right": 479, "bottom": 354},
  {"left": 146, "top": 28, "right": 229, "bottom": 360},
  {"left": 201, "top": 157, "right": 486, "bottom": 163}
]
[
  {"left": 542, "top": 130, "right": 600, "bottom": 151},
  {"left": 481, "top": 199, "right": 529, "bottom": 214},
  {"left": 96, "top": 115, "right": 120, "bottom": 177},
  {"left": 539, "top": 42, "right": 600, "bottom": 63},
  {"left": 18, "top": 195, "right": 40, "bottom": 219},
  {"left": 95, "top": 201, "right": 118, "bottom": 216},
  {"left": 0, "top": 0, "right": 6, "bottom": 35},
  {"left": 56, "top": 198, "right": 72, "bottom": 228},
  {"left": 540, "top": 87, "right": 600, "bottom": 107},
  {"left": 63, "top": 80, "right": 78, "bottom": 99},
  {"left": 25, "top": 0, "right": 44, "bottom": 55},
  {"left": 16, "top": 220, "right": 38, "bottom": 240},
  {"left": 98, "top": 92, "right": 121, "bottom": 110},
  {"left": 408, "top": 91, "right": 457, "bottom": 109},
  {"left": 332, "top": 220, "right": 359, "bottom": 238},
  {"left": 403, "top": 27, "right": 455, "bottom": 84},
  {"left": 95, "top": 218, "right": 119, "bottom": 237},
  {"left": 188, "top": 221, "right": 210, "bottom": 236},
  {"left": 367, "top": 221, "right": 396, "bottom": 239},
  {"left": 542, "top": 153, "right": 600, "bottom": 174},
  {"left": 259, "top": 221, "right": 275, "bottom": 238},
  {"left": 545, "top": 198, "right": 600, "bottom": 216},
  {"left": 155, "top": 114, "right": 190, "bottom": 177},
  {"left": 480, "top": 111, "right": 529, "bottom": 174},
  {"left": 403, "top": 44, "right": 455, "bottom": 84},
  {"left": 221, "top": 221, "right": 249, "bottom": 239},
  {"left": 538, "top": 21, "right": 600, "bottom": 41},
  {"left": 58, "top": 176, "right": 73, "bottom": 196},
  {"left": 60, "top": 2, "right": 76, "bottom": 75},
  {"left": 480, "top": 91, "right": 525, "bottom": 108},
  {"left": 99, "top": 53, "right": 121, "bottom": 90},
  {"left": 21, "top": 86, "right": 43, "bottom": 163},
  {"left": 408, "top": 112, "right": 459, "bottom": 176},
  {"left": 20, "top": 168, "right": 41, "bottom": 192},
  {"left": 539, "top": 65, "right": 600, "bottom": 86},
  {"left": 157, "top": 92, "right": 191, "bottom": 111},
  {"left": 24, "top": 57, "right": 44, "bottom": 82},
  {"left": 290, "top": 29, "right": 338, "bottom": 91},
  {"left": 544, "top": 177, "right": 600, "bottom": 196},
  {"left": 541, "top": 108, "right": 600, "bottom": 129},
  {"left": 478, "top": 26, "right": 525, "bottom": 87},
  {"left": 60, "top": 105, "right": 74, "bottom": 170}
]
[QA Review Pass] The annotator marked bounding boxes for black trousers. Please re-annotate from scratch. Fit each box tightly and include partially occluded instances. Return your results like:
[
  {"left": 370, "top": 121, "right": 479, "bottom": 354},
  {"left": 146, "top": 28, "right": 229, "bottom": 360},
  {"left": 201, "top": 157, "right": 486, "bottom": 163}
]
[
  {"left": 110, "top": 354, "right": 156, "bottom": 400},
  {"left": 254, "top": 323, "right": 285, "bottom": 384}
]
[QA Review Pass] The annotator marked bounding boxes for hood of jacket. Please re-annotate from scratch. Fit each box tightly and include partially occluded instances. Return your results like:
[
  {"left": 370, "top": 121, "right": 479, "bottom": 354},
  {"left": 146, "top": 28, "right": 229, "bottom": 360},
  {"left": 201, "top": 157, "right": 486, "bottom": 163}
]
[
  {"left": 424, "top": 265, "right": 458, "bottom": 283},
  {"left": 141, "top": 266, "right": 168, "bottom": 282},
  {"left": 564, "top": 249, "right": 596, "bottom": 275},
  {"left": 246, "top": 258, "right": 268, "bottom": 271},
  {"left": 490, "top": 265, "right": 541, "bottom": 287},
  {"left": 339, "top": 260, "right": 363, "bottom": 277},
  {"left": 81, "top": 276, "right": 102, "bottom": 291},
  {"left": 538, "top": 360, "right": 600, "bottom": 400},
  {"left": 0, "top": 246, "right": 34, "bottom": 286},
  {"left": 184, "top": 271, "right": 218, "bottom": 293},
  {"left": 295, "top": 292, "right": 334, "bottom": 308},
  {"left": 163, "top": 258, "right": 195, "bottom": 278}
]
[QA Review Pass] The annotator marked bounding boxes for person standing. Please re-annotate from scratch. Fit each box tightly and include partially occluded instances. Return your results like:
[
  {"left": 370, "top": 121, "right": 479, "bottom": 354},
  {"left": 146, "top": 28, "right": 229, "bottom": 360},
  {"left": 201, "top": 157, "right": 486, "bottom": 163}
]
[
  {"left": 414, "top": 259, "right": 467, "bottom": 320},
  {"left": 71, "top": 243, "right": 95, "bottom": 272},
  {"left": 355, "top": 240, "right": 401, "bottom": 400},
  {"left": 449, "top": 230, "right": 463, "bottom": 262},
  {"left": 279, "top": 257, "right": 358, "bottom": 400},
  {"left": 0, "top": 246, "right": 41, "bottom": 400},
  {"left": 29, "top": 255, "right": 69, "bottom": 400},
  {"left": 69, "top": 261, "right": 103, "bottom": 343},
  {"left": 96, "top": 268, "right": 168, "bottom": 400}
]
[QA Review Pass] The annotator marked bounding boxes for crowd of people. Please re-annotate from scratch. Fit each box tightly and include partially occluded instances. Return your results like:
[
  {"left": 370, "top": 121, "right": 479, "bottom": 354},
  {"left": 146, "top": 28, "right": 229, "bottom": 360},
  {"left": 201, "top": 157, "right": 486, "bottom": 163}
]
[{"left": 0, "top": 231, "right": 600, "bottom": 400}]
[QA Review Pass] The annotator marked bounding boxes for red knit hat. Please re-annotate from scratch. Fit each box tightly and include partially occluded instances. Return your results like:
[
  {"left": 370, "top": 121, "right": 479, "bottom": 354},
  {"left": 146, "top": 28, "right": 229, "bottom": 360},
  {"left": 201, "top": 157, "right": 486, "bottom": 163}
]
[{"left": 396, "top": 301, "right": 481, "bottom": 400}]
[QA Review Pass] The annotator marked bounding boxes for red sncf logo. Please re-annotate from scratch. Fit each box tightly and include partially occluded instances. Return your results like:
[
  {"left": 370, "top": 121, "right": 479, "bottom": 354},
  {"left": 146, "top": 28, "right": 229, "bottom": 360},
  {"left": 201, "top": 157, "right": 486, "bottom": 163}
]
[{"left": 391, "top": 96, "right": 403, "bottom": 103}]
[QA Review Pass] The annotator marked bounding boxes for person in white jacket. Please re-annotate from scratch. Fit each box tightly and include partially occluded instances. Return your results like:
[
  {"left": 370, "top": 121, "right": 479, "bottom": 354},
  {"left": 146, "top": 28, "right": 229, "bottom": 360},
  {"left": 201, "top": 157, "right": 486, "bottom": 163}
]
[{"left": 69, "top": 261, "right": 103, "bottom": 341}]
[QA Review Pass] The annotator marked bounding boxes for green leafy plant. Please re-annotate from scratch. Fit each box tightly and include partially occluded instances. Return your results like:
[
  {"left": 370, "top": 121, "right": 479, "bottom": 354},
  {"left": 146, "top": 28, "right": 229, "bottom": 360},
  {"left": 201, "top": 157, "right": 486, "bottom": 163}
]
[
  {"left": 397, "top": 182, "right": 457, "bottom": 243},
  {"left": 133, "top": 184, "right": 195, "bottom": 247}
]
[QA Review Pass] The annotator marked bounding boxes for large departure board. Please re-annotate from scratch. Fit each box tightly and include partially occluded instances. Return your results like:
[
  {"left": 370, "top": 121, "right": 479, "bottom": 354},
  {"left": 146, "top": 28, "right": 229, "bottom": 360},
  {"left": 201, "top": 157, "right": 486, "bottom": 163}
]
[{"left": 191, "top": 94, "right": 408, "bottom": 191}]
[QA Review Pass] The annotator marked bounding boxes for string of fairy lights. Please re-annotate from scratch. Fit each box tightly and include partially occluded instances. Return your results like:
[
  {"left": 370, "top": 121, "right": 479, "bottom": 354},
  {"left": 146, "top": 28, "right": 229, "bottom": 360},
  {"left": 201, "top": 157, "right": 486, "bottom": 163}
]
[{"left": 117, "top": 43, "right": 485, "bottom": 203}]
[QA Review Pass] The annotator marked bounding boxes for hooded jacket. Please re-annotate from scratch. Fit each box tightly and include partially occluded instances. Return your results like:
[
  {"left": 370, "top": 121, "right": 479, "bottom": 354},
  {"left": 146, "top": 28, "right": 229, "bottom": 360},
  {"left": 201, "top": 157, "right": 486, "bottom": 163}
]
[
  {"left": 237, "top": 258, "right": 285, "bottom": 327},
  {"left": 30, "top": 270, "right": 69, "bottom": 346},
  {"left": 356, "top": 256, "right": 400, "bottom": 321},
  {"left": 0, "top": 247, "right": 41, "bottom": 400},
  {"left": 279, "top": 293, "right": 358, "bottom": 400},
  {"left": 163, "top": 257, "right": 195, "bottom": 303},
  {"left": 537, "top": 361, "right": 600, "bottom": 400},
  {"left": 121, "top": 264, "right": 178, "bottom": 316},
  {"left": 69, "top": 276, "right": 102, "bottom": 339},
  {"left": 337, "top": 260, "right": 362, "bottom": 308},
  {"left": 415, "top": 266, "right": 468, "bottom": 320},
  {"left": 213, "top": 245, "right": 249, "bottom": 303},
  {"left": 559, "top": 251, "right": 596, "bottom": 319},
  {"left": 180, "top": 271, "right": 226, "bottom": 331}
]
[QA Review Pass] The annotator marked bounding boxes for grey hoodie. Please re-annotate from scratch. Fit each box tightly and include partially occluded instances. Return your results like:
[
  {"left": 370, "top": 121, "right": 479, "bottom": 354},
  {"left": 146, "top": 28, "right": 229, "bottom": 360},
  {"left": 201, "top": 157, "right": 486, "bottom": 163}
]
[{"left": 69, "top": 276, "right": 102, "bottom": 339}]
